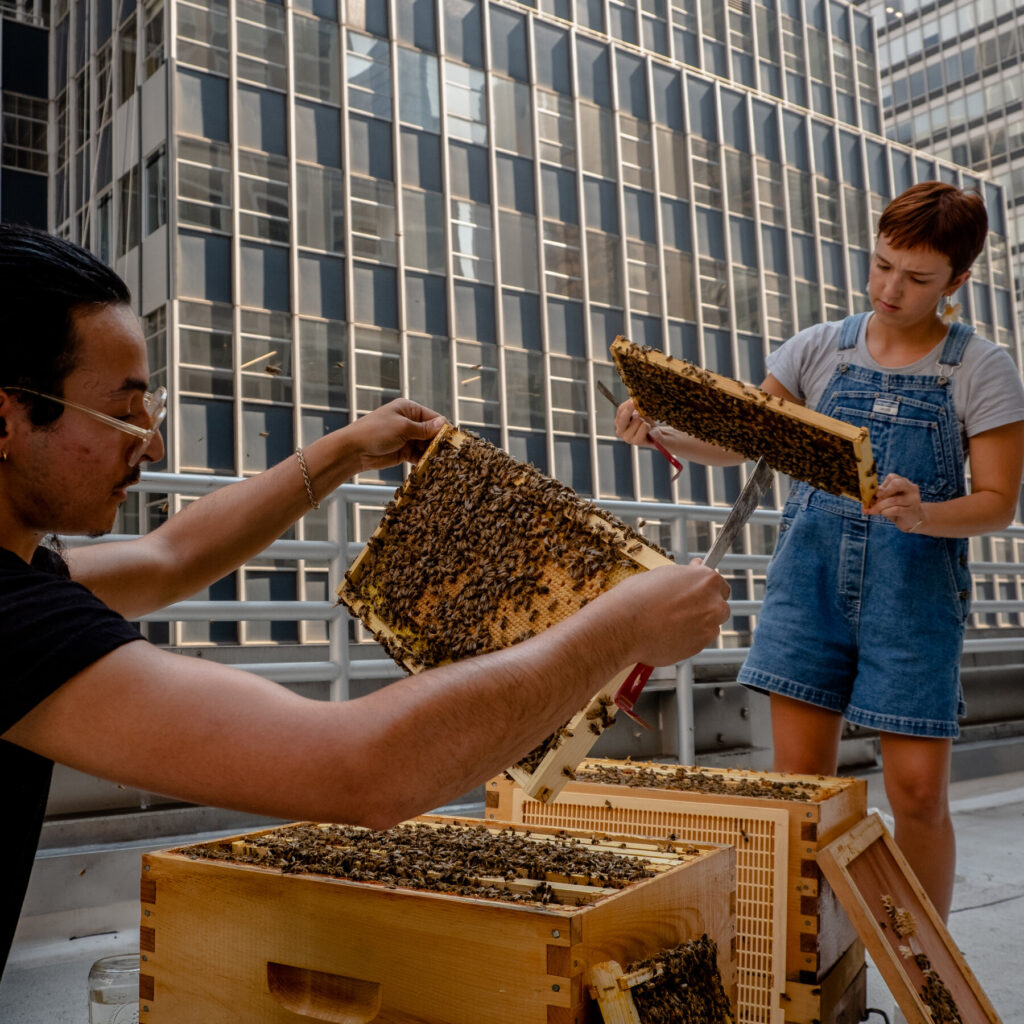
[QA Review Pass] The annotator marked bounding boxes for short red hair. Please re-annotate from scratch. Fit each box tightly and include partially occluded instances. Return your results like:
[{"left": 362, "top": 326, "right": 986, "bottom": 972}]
[{"left": 877, "top": 181, "right": 988, "bottom": 281}]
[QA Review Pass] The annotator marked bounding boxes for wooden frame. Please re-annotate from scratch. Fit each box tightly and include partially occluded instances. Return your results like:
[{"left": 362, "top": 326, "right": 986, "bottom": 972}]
[
  {"left": 817, "top": 813, "right": 1001, "bottom": 1023},
  {"left": 610, "top": 337, "right": 878, "bottom": 505},
  {"left": 336, "top": 425, "right": 673, "bottom": 804}
]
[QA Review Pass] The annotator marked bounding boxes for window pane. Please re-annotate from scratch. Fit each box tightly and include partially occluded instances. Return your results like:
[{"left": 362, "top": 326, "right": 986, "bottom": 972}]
[
  {"left": 177, "top": 229, "right": 231, "bottom": 302},
  {"left": 240, "top": 241, "right": 290, "bottom": 311},
  {"left": 295, "top": 100, "right": 342, "bottom": 167},
  {"left": 176, "top": 68, "right": 229, "bottom": 141},
  {"left": 237, "top": 85, "right": 287, "bottom": 155},
  {"left": 298, "top": 251, "right": 345, "bottom": 320},
  {"left": 293, "top": 15, "right": 340, "bottom": 103}
]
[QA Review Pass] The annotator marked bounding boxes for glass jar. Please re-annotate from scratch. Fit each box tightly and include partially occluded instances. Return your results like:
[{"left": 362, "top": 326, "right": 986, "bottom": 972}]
[{"left": 88, "top": 953, "right": 140, "bottom": 1024}]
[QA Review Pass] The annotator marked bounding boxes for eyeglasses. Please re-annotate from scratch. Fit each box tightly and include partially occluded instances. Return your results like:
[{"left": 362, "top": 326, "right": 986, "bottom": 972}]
[{"left": 2, "top": 384, "right": 167, "bottom": 467}]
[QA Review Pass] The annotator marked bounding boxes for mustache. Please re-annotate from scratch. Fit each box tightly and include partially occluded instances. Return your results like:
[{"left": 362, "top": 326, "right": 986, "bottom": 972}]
[{"left": 117, "top": 469, "right": 142, "bottom": 490}]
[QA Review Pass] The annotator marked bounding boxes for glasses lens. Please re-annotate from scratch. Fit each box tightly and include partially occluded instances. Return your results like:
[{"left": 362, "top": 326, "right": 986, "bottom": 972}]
[
  {"left": 128, "top": 388, "right": 167, "bottom": 467},
  {"left": 144, "top": 387, "right": 168, "bottom": 427}
]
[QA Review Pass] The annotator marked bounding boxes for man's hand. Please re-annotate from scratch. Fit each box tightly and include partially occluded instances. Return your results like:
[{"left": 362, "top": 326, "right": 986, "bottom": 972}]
[
  {"left": 348, "top": 398, "right": 448, "bottom": 472},
  {"left": 598, "top": 562, "right": 731, "bottom": 667}
]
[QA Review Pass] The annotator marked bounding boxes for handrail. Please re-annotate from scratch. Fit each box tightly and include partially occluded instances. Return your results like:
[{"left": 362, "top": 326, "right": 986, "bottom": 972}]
[{"left": 68, "top": 469, "right": 1024, "bottom": 762}]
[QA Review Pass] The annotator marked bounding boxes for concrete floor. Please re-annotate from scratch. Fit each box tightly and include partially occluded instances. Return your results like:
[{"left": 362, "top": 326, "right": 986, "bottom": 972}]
[{"left": 2, "top": 770, "right": 1022, "bottom": 1023}]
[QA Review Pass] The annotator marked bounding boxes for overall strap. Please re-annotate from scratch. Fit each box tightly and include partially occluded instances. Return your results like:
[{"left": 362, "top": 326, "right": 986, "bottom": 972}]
[
  {"left": 838, "top": 312, "right": 870, "bottom": 352},
  {"left": 937, "top": 321, "right": 975, "bottom": 380}
]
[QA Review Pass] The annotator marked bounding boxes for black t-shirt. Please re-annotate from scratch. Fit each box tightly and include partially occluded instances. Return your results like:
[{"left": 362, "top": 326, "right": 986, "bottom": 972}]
[{"left": 0, "top": 545, "right": 142, "bottom": 977}]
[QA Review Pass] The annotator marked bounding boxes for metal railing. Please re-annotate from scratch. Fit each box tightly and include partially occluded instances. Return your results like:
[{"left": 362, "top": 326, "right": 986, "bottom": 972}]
[{"left": 70, "top": 470, "right": 1024, "bottom": 762}]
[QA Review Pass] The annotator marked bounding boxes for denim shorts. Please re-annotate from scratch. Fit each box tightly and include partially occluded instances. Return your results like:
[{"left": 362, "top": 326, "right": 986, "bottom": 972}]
[{"left": 738, "top": 492, "right": 969, "bottom": 738}]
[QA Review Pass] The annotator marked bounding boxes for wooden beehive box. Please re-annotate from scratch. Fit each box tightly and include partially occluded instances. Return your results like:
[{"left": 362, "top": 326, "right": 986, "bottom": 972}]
[
  {"left": 336, "top": 424, "right": 673, "bottom": 803},
  {"left": 138, "top": 816, "right": 736, "bottom": 1024},
  {"left": 610, "top": 337, "right": 878, "bottom": 505},
  {"left": 487, "top": 760, "right": 868, "bottom": 1024}
]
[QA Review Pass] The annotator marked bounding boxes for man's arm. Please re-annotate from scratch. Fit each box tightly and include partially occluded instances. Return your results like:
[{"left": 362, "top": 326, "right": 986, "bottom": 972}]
[
  {"left": 67, "top": 399, "right": 447, "bottom": 620},
  {"left": 3, "top": 563, "right": 730, "bottom": 829}
]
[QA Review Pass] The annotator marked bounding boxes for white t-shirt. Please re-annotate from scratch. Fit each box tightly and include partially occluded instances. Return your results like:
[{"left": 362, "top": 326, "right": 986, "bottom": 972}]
[{"left": 766, "top": 317, "right": 1024, "bottom": 450}]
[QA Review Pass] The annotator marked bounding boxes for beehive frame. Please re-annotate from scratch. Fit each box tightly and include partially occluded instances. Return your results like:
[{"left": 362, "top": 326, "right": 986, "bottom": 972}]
[
  {"left": 818, "top": 813, "right": 1001, "bottom": 1024},
  {"left": 610, "top": 337, "right": 878, "bottom": 505},
  {"left": 488, "top": 760, "right": 868, "bottom": 1024},
  {"left": 337, "top": 424, "right": 673, "bottom": 803},
  {"left": 589, "top": 937, "right": 735, "bottom": 1024}
]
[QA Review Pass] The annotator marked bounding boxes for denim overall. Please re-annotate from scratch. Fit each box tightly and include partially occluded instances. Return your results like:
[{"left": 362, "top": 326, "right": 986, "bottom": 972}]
[{"left": 738, "top": 312, "right": 973, "bottom": 737}]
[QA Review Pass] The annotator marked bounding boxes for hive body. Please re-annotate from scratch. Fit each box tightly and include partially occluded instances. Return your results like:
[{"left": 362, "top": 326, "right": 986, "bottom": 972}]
[
  {"left": 138, "top": 817, "right": 736, "bottom": 1023},
  {"left": 488, "top": 760, "right": 869, "bottom": 1024},
  {"left": 610, "top": 337, "right": 878, "bottom": 506}
]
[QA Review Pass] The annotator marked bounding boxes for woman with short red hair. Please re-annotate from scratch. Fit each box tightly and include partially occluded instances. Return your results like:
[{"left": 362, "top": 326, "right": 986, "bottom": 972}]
[{"left": 617, "top": 182, "right": 1024, "bottom": 919}]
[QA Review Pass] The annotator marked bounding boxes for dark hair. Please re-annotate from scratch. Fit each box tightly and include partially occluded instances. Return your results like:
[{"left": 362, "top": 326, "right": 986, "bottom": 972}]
[
  {"left": 0, "top": 222, "right": 131, "bottom": 425},
  {"left": 877, "top": 181, "right": 988, "bottom": 281}
]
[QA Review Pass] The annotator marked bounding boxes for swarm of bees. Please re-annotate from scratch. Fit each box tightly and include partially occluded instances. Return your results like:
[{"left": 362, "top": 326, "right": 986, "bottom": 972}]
[
  {"left": 575, "top": 762, "right": 829, "bottom": 802},
  {"left": 180, "top": 821, "right": 661, "bottom": 906},
  {"left": 880, "top": 895, "right": 963, "bottom": 1023},
  {"left": 611, "top": 337, "right": 877, "bottom": 505},
  {"left": 627, "top": 935, "right": 733, "bottom": 1023},
  {"left": 337, "top": 426, "right": 670, "bottom": 775}
]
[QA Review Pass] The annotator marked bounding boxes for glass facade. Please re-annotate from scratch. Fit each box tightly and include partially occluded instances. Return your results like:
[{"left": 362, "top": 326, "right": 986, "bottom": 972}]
[{"left": 1, "top": 0, "right": 1020, "bottom": 647}]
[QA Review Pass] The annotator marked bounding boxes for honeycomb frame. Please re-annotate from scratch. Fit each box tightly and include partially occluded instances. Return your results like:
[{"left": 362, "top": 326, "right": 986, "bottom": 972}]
[{"left": 611, "top": 336, "right": 878, "bottom": 506}]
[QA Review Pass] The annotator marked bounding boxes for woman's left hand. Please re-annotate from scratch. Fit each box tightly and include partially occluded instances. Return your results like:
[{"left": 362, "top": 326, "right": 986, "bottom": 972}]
[{"left": 865, "top": 473, "right": 926, "bottom": 533}]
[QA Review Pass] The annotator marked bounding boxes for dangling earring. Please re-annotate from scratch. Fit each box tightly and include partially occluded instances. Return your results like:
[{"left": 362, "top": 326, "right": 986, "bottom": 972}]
[
  {"left": 0, "top": 450, "right": 7, "bottom": 462},
  {"left": 940, "top": 295, "right": 961, "bottom": 324}
]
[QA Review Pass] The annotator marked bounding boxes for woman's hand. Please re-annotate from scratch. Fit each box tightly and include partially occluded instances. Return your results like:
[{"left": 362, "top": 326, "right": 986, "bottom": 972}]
[
  {"left": 614, "top": 398, "right": 657, "bottom": 448},
  {"left": 865, "top": 473, "right": 926, "bottom": 533}
]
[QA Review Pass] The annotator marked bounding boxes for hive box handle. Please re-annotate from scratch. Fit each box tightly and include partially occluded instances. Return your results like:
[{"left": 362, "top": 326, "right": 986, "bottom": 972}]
[{"left": 267, "top": 961, "right": 382, "bottom": 1023}]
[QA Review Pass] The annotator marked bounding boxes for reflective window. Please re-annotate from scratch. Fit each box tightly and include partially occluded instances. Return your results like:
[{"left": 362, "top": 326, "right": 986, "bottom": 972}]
[
  {"left": 295, "top": 101, "right": 342, "bottom": 168},
  {"left": 293, "top": 15, "right": 341, "bottom": 104},
  {"left": 444, "top": 0, "right": 483, "bottom": 67},
  {"left": 445, "top": 61, "right": 486, "bottom": 145},
  {"left": 405, "top": 272, "right": 448, "bottom": 335},
  {"left": 176, "top": 69, "right": 229, "bottom": 141},
  {"left": 534, "top": 22, "right": 571, "bottom": 95},
  {"left": 490, "top": 6, "right": 529, "bottom": 82},
  {"left": 178, "top": 230, "right": 231, "bottom": 303},
  {"left": 347, "top": 31, "right": 392, "bottom": 118},
  {"left": 396, "top": 0, "right": 435, "bottom": 51},
  {"left": 298, "top": 252, "right": 346, "bottom": 320},
  {"left": 144, "top": 146, "right": 167, "bottom": 234},
  {"left": 237, "top": 85, "right": 287, "bottom": 155},
  {"left": 398, "top": 48, "right": 441, "bottom": 132},
  {"left": 240, "top": 242, "right": 290, "bottom": 311}
]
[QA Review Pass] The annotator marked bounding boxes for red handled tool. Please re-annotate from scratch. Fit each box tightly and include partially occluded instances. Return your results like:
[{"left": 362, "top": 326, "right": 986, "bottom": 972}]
[{"left": 611, "top": 457, "right": 774, "bottom": 729}]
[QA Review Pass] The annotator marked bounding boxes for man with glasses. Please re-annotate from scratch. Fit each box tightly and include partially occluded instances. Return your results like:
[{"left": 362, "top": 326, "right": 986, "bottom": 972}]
[{"left": 0, "top": 224, "right": 730, "bottom": 979}]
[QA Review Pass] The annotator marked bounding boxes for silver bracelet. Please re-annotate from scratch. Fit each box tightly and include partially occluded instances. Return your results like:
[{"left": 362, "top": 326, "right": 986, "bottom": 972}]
[{"left": 295, "top": 446, "right": 320, "bottom": 510}]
